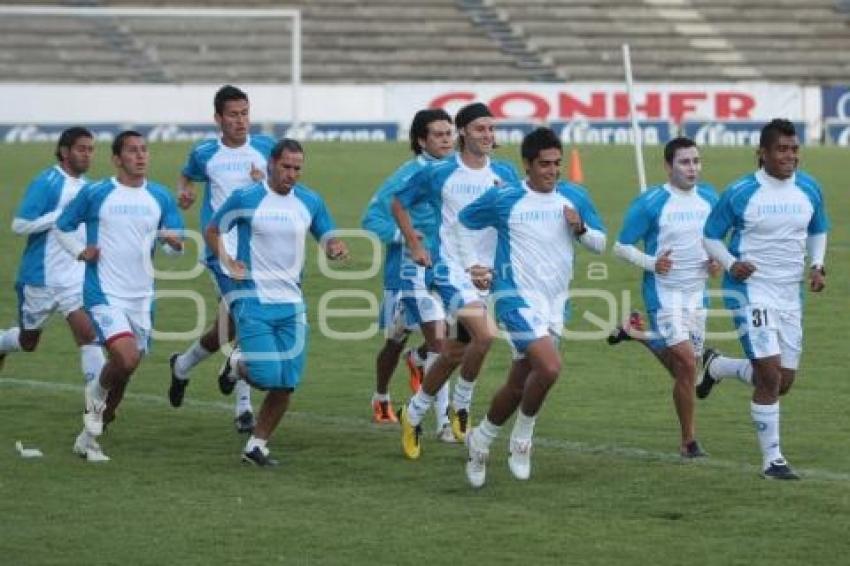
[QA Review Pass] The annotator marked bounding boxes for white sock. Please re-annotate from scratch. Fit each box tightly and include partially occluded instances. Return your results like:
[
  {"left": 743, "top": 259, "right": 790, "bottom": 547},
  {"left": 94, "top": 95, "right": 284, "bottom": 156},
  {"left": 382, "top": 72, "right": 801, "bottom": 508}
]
[
  {"left": 372, "top": 392, "right": 389, "bottom": 403},
  {"left": 173, "top": 340, "right": 213, "bottom": 380},
  {"left": 751, "top": 401, "right": 783, "bottom": 469},
  {"left": 235, "top": 379, "right": 252, "bottom": 415},
  {"left": 410, "top": 347, "right": 426, "bottom": 367},
  {"left": 88, "top": 378, "right": 108, "bottom": 402},
  {"left": 452, "top": 377, "right": 476, "bottom": 412},
  {"left": 80, "top": 345, "right": 105, "bottom": 384},
  {"left": 511, "top": 410, "right": 537, "bottom": 442},
  {"left": 435, "top": 381, "right": 450, "bottom": 428},
  {"left": 711, "top": 356, "right": 753, "bottom": 385},
  {"left": 406, "top": 389, "right": 434, "bottom": 427},
  {"left": 0, "top": 327, "right": 21, "bottom": 354},
  {"left": 245, "top": 435, "right": 267, "bottom": 453},
  {"left": 474, "top": 416, "right": 501, "bottom": 450}
]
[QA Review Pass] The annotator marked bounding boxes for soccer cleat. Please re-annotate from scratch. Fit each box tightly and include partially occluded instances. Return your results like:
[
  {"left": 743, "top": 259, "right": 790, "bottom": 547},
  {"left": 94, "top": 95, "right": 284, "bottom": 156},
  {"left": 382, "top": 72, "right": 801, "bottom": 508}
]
[
  {"left": 465, "top": 430, "right": 489, "bottom": 488},
  {"left": 761, "top": 458, "right": 800, "bottom": 480},
  {"left": 371, "top": 399, "right": 398, "bottom": 424},
  {"left": 399, "top": 405, "right": 422, "bottom": 460},
  {"left": 241, "top": 446, "right": 279, "bottom": 467},
  {"left": 0, "top": 353, "right": 6, "bottom": 372},
  {"left": 696, "top": 348, "right": 722, "bottom": 400},
  {"left": 73, "top": 431, "right": 110, "bottom": 463},
  {"left": 436, "top": 423, "right": 457, "bottom": 443},
  {"left": 83, "top": 381, "right": 106, "bottom": 437},
  {"left": 404, "top": 349, "right": 424, "bottom": 393},
  {"left": 234, "top": 410, "right": 256, "bottom": 434},
  {"left": 508, "top": 437, "right": 533, "bottom": 480},
  {"left": 449, "top": 407, "right": 471, "bottom": 442},
  {"left": 607, "top": 310, "right": 645, "bottom": 345},
  {"left": 680, "top": 439, "right": 708, "bottom": 459},
  {"left": 218, "top": 351, "right": 238, "bottom": 396},
  {"left": 168, "top": 352, "right": 189, "bottom": 408}
]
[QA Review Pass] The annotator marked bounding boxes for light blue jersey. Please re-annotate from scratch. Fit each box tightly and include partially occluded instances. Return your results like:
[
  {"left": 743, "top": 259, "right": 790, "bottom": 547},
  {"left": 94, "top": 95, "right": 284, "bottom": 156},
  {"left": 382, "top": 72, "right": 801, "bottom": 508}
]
[
  {"left": 618, "top": 183, "right": 718, "bottom": 311},
  {"left": 360, "top": 153, "right": 443, "bottom": 290},
  {"left": 14, "top": 165, "right": 87, "bottom": 288},
  {"left": 704, "top": 169, "right": 829, "bottom": 310},
  {"left": 210, "top": 182, "right": 336, "bottom": 306},
  {"left": 182, "top": 134, "right": 276, "bottom": 264},
  {"left": 460, "top": 180, "right": 606, "bottom": 332},
  {"left": 56, "top": 177, "right": 185, "bottom": 311}
]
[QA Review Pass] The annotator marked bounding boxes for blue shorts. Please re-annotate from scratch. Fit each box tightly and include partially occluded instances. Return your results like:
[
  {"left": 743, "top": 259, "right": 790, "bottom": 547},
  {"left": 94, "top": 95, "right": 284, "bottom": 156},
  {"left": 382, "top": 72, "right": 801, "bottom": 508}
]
[
  {"left": 499, "top": 307, "right": 559, "bottom": 360},
  {"left": 207, "top": 260, "right": 238, "bottom": 307},
  {"left": 232, "top": 300, "right": 308, "bottom": 391}
]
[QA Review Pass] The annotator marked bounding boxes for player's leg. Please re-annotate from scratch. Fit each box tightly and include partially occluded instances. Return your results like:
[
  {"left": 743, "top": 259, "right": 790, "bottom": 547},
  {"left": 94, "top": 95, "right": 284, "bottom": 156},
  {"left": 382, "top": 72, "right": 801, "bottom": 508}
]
[
  {"left": 64, "top": 290, "right": 106, "bottom": 384},
  {"left": 371, "top": 291, "right": 409, "bottom": 423},
  {"left": 0, "top": 284, "right": 53, "bottom": 368}
]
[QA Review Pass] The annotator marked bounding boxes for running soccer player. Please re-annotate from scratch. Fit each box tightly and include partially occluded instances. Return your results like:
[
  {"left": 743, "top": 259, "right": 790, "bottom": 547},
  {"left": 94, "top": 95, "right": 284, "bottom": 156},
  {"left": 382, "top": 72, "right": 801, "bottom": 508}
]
[
  {"left": 56, "top": 130, "right": 184, "bottom": 462},
  {"left": 700, "top": 119, "right": 829, "bottom": 480},
  {"left": 610, "top": 137, "right": 719, "bottom": 458},
  {"left": 459, "top": 127, "right": 606, "bottom": 487},
  {"left": 167, "top": 85, "right": 275, "bottom": 434}
]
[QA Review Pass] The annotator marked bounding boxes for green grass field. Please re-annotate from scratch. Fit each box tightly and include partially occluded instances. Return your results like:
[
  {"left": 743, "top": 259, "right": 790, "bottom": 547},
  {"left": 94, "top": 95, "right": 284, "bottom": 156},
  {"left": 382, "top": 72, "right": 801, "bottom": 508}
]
[{"left": 1, "top": 141, "right": 848, "bottom": 565}]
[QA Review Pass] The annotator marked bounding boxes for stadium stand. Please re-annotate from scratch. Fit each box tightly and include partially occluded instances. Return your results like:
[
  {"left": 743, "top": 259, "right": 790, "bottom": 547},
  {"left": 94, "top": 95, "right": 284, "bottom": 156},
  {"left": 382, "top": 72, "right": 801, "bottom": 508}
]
[{"left": 0, "top": 0, "right": 848, "bottom": 83}]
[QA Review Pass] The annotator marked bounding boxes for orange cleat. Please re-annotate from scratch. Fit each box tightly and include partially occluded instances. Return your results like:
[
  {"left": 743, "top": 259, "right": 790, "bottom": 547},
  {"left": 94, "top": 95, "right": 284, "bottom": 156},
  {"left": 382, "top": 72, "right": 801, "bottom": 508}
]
[
  {"left": 404, "top": 349, "right": 424, "bottom": 393},
  {"left": 372, "top": 399, "right": 398, "bottom": 424}
]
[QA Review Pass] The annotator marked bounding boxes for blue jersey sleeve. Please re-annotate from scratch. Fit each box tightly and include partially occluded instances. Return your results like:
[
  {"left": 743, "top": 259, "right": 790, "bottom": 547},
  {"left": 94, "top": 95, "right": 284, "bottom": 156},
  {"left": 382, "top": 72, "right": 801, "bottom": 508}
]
[
  {"left": 150, "top": 185, "right": 186, "bottom": 234},
  {"left": 797, "top": 174, "right": 830, "bottom": 235},
  {"left": 561, "top": 184, "right": 606, "bottom": 233},
  {"left": 181, "top": 140, "right": 214, "bottom": 182},
  {"left": 617, "top": 197, "right": 651, "bottom": 245},
  {"left": 16, "top": 170, "right": 62, "bottom": 221},
  {"left": 395, "top": 167, "right": 431, "bottom": 209},
  {"left": 459, "top": 186, "right": 502, "bottom": 230},
  {"left": 56, "top": 183, "right": 91, "bottom": 232},
  {"left": 703, "top": 188, "right": 736, "bottom": 240},
  {"left": 209, "top": 189, "right": 244, "bottom": 234},
  {"left": 309, "top": 197, "right": 336, "bottom": 241},
  {"left": 361, "top": 193, "right": 398, "bottom": 244}
]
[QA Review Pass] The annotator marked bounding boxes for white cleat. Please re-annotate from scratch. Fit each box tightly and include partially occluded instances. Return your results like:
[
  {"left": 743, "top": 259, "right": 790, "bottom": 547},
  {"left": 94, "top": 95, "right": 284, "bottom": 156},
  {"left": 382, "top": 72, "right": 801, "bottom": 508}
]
[
  {"left": 83, "top": 382, "right": 106, "bottom": 437},
  {"left": 508, "top": 437, "right": 533, "bottom": 480},
  {"left": 465, "top": 429, "right": 489, "bottom": 488},
  {"left": 436, "top": 423, "right": 457, "bottom": 444},
  {"left": 73, "top": 431, "right": 110, "bottom": 463}
]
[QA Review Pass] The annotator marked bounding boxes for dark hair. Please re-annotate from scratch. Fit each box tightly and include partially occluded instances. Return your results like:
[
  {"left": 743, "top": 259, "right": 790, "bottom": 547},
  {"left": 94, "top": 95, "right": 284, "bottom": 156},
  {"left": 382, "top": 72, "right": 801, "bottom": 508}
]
[
  {"left": 214, "top": 84, "right": 249, "bottom": 115},
  {"left": 112, "top": 130, "right": 143, "bottom": 156},
  {"left": 270, "top": 138, "right": 304, "bottom": 160},
  {"left": 521, "top": 127, "right": 562, "bottom": 162},
  {"left": 409, "top": 108, "right": 452, "bottom": 155},
  {"left": 759, "top": 118, "right": 796, "bottom": 150},
  {"left": 663, "top": 137, "right": 697, "bottom": 165},
  {"left": 455, "top": 102, "right": 493, "bottom": 151},
  {"left": 55, "top": 126, "right": 93, "bottom": 161}
]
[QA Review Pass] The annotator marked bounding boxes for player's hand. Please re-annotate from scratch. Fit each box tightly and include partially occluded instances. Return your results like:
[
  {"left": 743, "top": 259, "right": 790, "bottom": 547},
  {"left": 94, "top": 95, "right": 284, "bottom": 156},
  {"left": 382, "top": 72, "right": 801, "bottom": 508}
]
[
  {"left": 78, "top": 246, "right": 99, "bottom": 263},
  {"left": 655, "top": 250, "right": 673, "bottom": 275},
  {"left": 161, "top": 234, "right": 184, "bottom": 253},
  {"left": 224, "top": 257, "right": 248, "bottom": 280},
  {"left": 729, "top": 260, "right": 756, "bottom": 281},
  {"left": 809, "top": 266, "right": 826, "bottom": 292},
  {"left": 249, "top": 162, "right": 265, "bottom": 182},
  {"left": 325, "top": 238, "right": 350, "bottom": 262},
  {"left": 410, "top": 243, "right": 431, "bottom": 267},
  {"left": 564, "top": 205, "right": 586, "bottom": 236},
  {"left": 177, "top": 187, "right": 196, "bottom": 210},
  {"left": 468, "top": 265, "right": 493, "bottom": 291},
  {"left": 707, "top": 258, "right": 723, "bottom": 278}
]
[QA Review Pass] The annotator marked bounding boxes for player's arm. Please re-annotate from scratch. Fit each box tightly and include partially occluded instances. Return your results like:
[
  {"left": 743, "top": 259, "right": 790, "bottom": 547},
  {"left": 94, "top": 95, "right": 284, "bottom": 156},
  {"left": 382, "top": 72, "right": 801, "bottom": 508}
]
[
  {"left": 361, "top": 190, "right": 403, "bottom": 244},
  {"left": 11, "top": 174, "right": 62, "bottom": 236},
  {"left": 157, "top": 189, "right": 186, "bottom": 254},
  {"left": 570, "top": 191, "right": 606, "bottom": 254},
  {"left": 55, "top": 186, "right": 98, "bottom": 262},
  {"left": 391, "top": 169, "right": 431, "bottom": 266},
  {"left": 307, "top": 192, "right": 349, "bottom": 261},
  {"left": 205, "top": 192, "right": 247, "bottom": 278},
  {"left": 176, "top": 173, "right": 197, "bottom": 210},
  {"left": 805, "top": 184, "right": 829, "bottom": 292},
  {"left": 702, "top": 188, "right": 754, "bottom": 280},
  {"left": 612, "top": 198, "right": 663, "bottom": 272}
]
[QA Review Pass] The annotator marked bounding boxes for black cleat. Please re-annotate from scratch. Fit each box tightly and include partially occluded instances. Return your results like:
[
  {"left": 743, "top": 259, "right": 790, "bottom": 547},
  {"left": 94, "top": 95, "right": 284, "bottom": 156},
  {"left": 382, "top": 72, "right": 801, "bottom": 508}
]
[
  {"left": 696, "top": 348, "right": 721, "bottom": 400},
  {"left": 607, "top": 311, "right": 644, "bottom": 345},
  {"left": 761, "top": 458, "right": 800, "bottom": 480},
  {"left": 235, "top": 410, "right": 256, "bottom": 434},
  {"left": 0, "top": 353, "right": 6, "bottom": 372},
  {"left": 680, "top": 440, "right": 708, "bottom": 459},
  {"left": 218, "top": 354, "right": 236, "bottom": 396},
  {"left": 241, "top": 446, "right": 279, "bottom": 467},
  {"left": 168, "top": 353, "right": 189, "bottom": 408}
]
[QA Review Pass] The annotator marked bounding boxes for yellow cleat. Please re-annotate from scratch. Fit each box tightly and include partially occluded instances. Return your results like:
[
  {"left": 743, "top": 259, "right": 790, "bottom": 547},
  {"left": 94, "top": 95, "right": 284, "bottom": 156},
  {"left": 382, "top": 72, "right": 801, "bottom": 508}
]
[
  {"left": 399, "top": 405, "right": 422, "bottom": 460},
  {"left": 449, "top": 407, "right": 471, "bottom": 442}
]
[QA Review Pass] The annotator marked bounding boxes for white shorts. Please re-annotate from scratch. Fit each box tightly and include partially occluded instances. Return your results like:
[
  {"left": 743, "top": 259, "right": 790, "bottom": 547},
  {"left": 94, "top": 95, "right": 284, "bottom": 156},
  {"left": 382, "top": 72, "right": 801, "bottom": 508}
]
[
  {"left": 89, "top": 304, "right": 152, "bottom": 354},
  {"left": 499, "top": 307, "right": 561, "bottom": 361},
  {"left": 734, "top": 305, "right": 802, "bottom": 370},
  {"left": 379, "top": 289, "right": 445, "bottom": 343},
  {"left": 648, "top": 307, "right": 706, "bottom": 355},
  {"left": 17, "top": 284, "right": 83, "bottom": 330}
]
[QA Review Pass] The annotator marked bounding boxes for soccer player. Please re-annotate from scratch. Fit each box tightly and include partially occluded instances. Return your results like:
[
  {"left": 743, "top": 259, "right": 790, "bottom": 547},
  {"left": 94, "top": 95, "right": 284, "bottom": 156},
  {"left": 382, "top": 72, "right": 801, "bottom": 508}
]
[
  {"left": 459, "top": 127, "right": 605, "bottom": 487},
  {"left": 610, "top": 137, "right": 718, "bottom": 458},
  {"left": 167, "top": 85, "right": 275, "bottom": 433},
  {"left": 56, "top": 130, "right": 184, "bottom": 461},
  {"left": 392, "top": 102, "right": 521, "bottom": 459},
  {"left": 700, "top": 119, "right": 829, "bottom": 480},
  {"left": 209, "top": 139, "right": 348, "bottom": 466},
  {"left": 361, "top": 108, "right": 454, "bottom": 437},
  {"left": 0, "top": 127, "right": 107, "bottom": 459}
]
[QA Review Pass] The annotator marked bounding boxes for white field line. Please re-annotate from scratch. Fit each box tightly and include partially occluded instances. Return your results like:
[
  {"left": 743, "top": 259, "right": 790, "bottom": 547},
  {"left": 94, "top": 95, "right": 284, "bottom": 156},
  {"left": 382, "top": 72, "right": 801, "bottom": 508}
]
[{"left": 2, "top": 376, "right": 849, "bottom": 482}]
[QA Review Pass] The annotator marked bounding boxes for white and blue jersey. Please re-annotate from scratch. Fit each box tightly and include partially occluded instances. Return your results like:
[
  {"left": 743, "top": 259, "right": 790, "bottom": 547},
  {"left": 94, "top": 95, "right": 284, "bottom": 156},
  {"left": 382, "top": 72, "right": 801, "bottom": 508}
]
[
  {"left": 210, "top": 181, "right": 336, "bottom": 306},
  {"left": 182, "top": 134, "right": 276, "bottom": 266},
  {"left": 56, "top": 177, "right": 185, "bottom": 312},
  {"left": 459, "top": 180, "right": 606, "bottom": 351},
  {"left": 14, "top": 165, "right": 87, "bottom": 289},
  {"left": 618, "top": 183, "right": 718, "bottom": 311},
  {"left": 704, "top": 169, "right": 829, "bottom": 310}
]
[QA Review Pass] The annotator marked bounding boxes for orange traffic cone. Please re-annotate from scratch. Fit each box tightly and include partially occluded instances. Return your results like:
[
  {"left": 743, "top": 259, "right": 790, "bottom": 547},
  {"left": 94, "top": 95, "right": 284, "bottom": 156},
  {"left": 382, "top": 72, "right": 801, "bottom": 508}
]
[{"left": 568, "top": 148, "right": 584, "bottom": 184}]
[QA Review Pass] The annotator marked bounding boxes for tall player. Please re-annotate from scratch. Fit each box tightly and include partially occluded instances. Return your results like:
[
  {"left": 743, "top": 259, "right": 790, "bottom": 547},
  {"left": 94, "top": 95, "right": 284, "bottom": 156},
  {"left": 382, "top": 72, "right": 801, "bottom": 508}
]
[
  {"left": 0, "top": 128, "right": 106, "bottom": 451},
  {"left": 701, "top": 119, "right": 829, "bottom": 480},
  {"left": 459, "top": 127, "right": 606, "bottom": 487},
  {"left": 167, "top": 85, "right": 275, "bottom": 434},
  {"left": 56, "top": 130, "right": 184, "bottom": 461},
  {"left": 610, "top": 137, "right": 718, "bottom": 458},
  {"left": 392, "top": 102, "right": 521, "bottom": 459}
]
